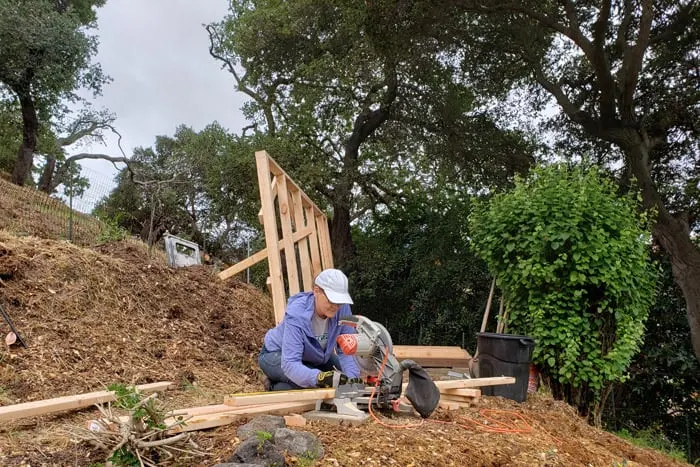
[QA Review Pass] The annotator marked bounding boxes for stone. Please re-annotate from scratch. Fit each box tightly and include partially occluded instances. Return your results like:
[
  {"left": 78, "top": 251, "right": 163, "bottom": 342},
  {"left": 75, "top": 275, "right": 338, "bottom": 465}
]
[
  {"left": 226, "top": 438, "right": 285, "bottom": 467},
  {"left": 273, "top": 427, "right": 325, "bottom": 459},
  {"left": 236, "top": 415, "right": 286, "bottom": 441}
]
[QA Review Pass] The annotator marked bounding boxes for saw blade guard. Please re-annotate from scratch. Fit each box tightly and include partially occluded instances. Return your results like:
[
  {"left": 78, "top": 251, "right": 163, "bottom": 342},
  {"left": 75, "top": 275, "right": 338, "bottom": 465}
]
[{"left": 338, "top": 315, "right": 400, "bottom": 380}]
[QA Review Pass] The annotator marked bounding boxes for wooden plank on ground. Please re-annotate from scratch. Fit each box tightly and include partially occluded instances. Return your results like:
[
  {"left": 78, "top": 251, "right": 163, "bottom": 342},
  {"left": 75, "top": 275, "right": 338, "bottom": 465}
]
[
  {"left": 440, "top": 388, "right": 481, "bottom": 398},
  {"left": 0, "top": 382, "right": 174, "bottom": 423},
  {"left": 439, "top": 394, "right": 477, "bottom": 403},
  {"left": 224, "top": 388, "right": 336, "bottom": 407},
  {"left": 393, "top": 345, "right": 471, "bottom": 360},
  {"left": 169, "top": 401, "right": 317, "bottom": 433},
  {"left": 227, "top": 378, "right": 512, "bottom": 408},
  {"left": 432, "top": 377, "right": 514, "bottom": 390}
]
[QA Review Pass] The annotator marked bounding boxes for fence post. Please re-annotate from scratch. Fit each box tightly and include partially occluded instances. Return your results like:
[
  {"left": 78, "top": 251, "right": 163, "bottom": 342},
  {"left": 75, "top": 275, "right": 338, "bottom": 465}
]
[{"left": 68, "top": 176, "right": 74, "bottom": 242}]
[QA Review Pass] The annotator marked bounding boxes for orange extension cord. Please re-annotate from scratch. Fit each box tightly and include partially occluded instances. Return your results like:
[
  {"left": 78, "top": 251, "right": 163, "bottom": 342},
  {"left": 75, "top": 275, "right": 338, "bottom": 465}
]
[{"left": 366, "top": 346, "right": 559, "bottom": 441}]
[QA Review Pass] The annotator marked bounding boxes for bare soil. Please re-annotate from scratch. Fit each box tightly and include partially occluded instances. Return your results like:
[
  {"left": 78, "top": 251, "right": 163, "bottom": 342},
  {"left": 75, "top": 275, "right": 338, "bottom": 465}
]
[{"left": 0, "top": 232, "right": 688, "bottom": 466}]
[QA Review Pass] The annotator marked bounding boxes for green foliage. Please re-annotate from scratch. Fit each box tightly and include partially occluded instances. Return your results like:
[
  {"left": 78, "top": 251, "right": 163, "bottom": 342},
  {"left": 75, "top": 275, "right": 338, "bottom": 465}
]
[
  {"left": 106, "top": 447, "right": 139, "bottom": 467},
  {"left": 0, "top": 0, "right": 107, "bottom": 100},
  {"left": 107, "top": 383, "right": 166, "bottom": 430},
  {"left": 95, "top": 123, "right": 261, "bottom": 261},
  {"left": 605, "top": 251, "right": 700, "bottom": 463},
  {"left": 95, "top": 212, "right": 129, "bottom": 243},
  {"left": 469, "top": 165, "right": 657, "bottom": 410},
  {"left": 350, "top": 187, "right": 490, "bottom": 349},
  {"left": 209, "top": 0, "right": 539, "bottom": 264},
  {"left": 615, "top": 427, "right": 687, "bottom": 463}
]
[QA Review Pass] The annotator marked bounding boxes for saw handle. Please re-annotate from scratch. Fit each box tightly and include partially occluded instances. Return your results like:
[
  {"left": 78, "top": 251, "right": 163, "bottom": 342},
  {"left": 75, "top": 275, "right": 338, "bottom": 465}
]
[{"left": 337, "top": 334, "right": 358, "bottom": 355}]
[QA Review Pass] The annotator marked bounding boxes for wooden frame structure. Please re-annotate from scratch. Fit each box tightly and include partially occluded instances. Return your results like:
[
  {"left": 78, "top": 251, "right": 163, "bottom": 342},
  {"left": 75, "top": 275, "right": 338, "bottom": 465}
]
[{"left": 218, "top": 150, "right": 334, "bottom": 324}]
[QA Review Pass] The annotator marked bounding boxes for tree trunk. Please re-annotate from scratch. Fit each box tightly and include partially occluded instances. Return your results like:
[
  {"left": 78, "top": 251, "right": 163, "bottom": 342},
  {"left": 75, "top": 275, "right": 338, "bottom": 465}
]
[
  {"left": 330, "top": 200, "right": 354, "bottom": 268},
  {"left": 625, "top": 143, "right": 700, "bottom": 362},
  {"left": 11, "top": 92, "right": 39, "bottom": 186},
  {"left": 38, "top": 155, "right": 56, "bottom": 193}
]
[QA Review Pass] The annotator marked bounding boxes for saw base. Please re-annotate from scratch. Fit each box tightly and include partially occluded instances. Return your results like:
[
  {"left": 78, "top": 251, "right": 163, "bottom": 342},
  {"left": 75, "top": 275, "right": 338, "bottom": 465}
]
[{"left": 303, "top": 410, "right": 369, "bottom": 426}]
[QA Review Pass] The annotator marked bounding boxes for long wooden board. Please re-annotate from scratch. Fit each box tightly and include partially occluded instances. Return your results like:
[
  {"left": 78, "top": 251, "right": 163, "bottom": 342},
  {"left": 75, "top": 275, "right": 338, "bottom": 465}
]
[
  {"left": 225, "top": 377, "right": 514, "bottom": 407},
  {"left": 393, "top": 345, "right": 472, "bottom": 368},
  {"left": 224, "top": 388, "right": 336, "bottom": 407},
  {"left": 169, "top": 401, "right": 317, "bottom": 433},
  {"left": 439, "top": 388, "right": 481, "bottom": 397},
  {"left": 88, "top": 401, "right": 316, "bottom": 434},
  {"left": 0, "top": 381, "right": 174, "bottom": 423}
]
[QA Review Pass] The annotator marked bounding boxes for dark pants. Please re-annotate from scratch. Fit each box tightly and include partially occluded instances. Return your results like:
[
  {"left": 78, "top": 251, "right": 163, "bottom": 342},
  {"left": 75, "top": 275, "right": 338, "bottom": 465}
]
[{"left": 258, "top": 346, "right": 341, "bottom": 391}]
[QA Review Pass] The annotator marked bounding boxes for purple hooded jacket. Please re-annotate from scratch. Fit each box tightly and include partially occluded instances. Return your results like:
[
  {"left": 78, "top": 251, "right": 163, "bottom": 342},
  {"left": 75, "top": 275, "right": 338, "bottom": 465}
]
[{"left": 263, "top": 292, "right": 360, "bottom": 388}]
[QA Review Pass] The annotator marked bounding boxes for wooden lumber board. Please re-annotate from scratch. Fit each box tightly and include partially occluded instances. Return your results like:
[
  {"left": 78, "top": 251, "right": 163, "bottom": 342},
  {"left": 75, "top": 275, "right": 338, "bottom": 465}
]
[
  {"left": 292, "top": 189, "right": 313, "bottom": 291},
  {"left": 169, "top": 401, "right": 317, "bottom": 433},
  {"left": 218, "top": 248, "right": 269, "bottom": 280},
  {"left": 225, "top": 388, "right": 336, "bottom": 407},
  {"left": 432, "top": 377, "right": 514, "bottom": 390},
  {"left": 88, "top": 401, "right": 314, "bottom": 434},
  {"left": 393, "top": 345, "right": 471, "bottom": 360},
  {"left": 439, "top": 394, "right": 478, "bottom": 403},
  {"left": 264, "top": 152, "right": 325, "bottom": 219},
  {"left": 256, "top": 150, "right": 287, "bottom": 324},
  {"left": 0, "top": 381, "right": 174, "bottom": 423},
  {"left": 305, "top": 205, "right": 323, "bottom": 279},
  {"left": 227, "top": 378, "right": 512, "bottom": 408},
  {"left": 218, "top": 225, "right": 316, "bottom": 281},
  {"left": 276, "top": 174, "right": 300, "bottom": 296},
  {"left": 438, "top": 400, "right": 471, "bottom": 411},
  {"left": 315, "top": 212, "right": 333, "bottom": 269},
  {"left": 440, "top": 388, "right": 481, "bottom": 398}
]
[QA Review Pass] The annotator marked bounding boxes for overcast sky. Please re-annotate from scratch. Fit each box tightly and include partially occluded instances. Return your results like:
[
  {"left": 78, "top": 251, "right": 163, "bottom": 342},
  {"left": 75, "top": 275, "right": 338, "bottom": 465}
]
[{"left": 72, "top": 0, "right": 248, "bottom": 190}]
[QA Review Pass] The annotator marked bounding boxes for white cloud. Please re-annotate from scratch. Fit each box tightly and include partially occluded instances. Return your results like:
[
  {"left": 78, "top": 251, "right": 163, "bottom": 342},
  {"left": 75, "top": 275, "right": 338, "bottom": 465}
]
[{"left": 71, "top": 0, "right": 248, "bottom": 186}]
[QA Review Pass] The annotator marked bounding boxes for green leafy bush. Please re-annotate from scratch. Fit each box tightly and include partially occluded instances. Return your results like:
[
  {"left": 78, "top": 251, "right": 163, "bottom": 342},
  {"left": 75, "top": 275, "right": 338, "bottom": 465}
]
[{"left": 470, "top": 166, "right": 657, "bottom": 413}]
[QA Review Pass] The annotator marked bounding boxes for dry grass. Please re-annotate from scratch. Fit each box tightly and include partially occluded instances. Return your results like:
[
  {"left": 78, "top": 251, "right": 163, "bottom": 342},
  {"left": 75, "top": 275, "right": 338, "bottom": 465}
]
[{"left": 0, "top": 177, "right": 104, "bottom": 246}]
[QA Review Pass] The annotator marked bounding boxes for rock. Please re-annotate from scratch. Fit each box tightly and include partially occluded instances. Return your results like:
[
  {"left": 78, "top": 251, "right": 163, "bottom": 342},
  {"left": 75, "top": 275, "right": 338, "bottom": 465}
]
[
  {"left": 273, "top": 427, "right": 325, "bottom": 459},
  {"left": 236, "top": 415, "right": 286, "bottom": 441},
  {"left": 226, "top": 438, "right": 285, "bottom": 467}
]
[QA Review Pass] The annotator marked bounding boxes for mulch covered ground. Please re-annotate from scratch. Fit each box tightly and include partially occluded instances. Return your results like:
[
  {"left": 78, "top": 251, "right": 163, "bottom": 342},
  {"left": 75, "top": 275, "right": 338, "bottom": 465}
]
[{"left": 0, "top": 233, "right": 688, "bottom": 466}]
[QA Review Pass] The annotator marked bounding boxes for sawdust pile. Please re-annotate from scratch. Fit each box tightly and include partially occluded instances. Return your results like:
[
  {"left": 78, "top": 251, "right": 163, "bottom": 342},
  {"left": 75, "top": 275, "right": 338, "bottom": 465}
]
[
  {"left": 0, "top": 232, "right": 273, "bottom": 405},
  {"left": 0, "top": 231, "right": 688, "bottom": 466}
]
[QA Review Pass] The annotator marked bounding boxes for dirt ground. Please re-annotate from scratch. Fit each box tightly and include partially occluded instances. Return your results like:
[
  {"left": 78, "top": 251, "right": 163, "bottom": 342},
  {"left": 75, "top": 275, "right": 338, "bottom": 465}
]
[{"left": 0, "top": 233, "right": 689, "bottom": 467}]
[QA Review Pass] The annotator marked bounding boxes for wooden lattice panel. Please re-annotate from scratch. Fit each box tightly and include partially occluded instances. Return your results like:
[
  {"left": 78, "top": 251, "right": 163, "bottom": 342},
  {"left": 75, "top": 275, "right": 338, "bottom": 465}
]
[{"left": 218, "top": 150, "right": 333, "bottom": 324}]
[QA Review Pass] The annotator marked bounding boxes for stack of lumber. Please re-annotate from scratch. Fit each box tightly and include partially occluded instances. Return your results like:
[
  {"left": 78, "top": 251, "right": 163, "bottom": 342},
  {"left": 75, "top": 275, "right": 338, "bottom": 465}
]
[
  {"left": 438, "top": 388, "right": 481, "bottom": 410},
  {"left": 0, "top": 377, "right": 515, "bottom": 431}
]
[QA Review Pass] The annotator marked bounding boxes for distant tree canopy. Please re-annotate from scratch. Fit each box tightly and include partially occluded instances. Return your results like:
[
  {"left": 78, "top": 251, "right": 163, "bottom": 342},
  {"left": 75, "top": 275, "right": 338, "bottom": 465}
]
[
  {"left": 0, "top": 0, "right": 107, "bottom": 186},
  {"left": 207, "top": 0, "right": 538, "bottom": 267},
  {"left": 94, "top": 124, "right": 261, "bottom": 263},
  {"left": 452, "top": 0, "right": 700, "bottom": 362},
  {"left": 470, "top": 166, "right": 657, "bottom": 420}
]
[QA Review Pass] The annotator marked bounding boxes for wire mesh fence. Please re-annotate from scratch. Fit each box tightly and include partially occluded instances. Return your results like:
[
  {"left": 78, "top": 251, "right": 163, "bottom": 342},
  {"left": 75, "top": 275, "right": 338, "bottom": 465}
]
[{"left": 0, "top": 165, "right": 116, "bottom": 246}]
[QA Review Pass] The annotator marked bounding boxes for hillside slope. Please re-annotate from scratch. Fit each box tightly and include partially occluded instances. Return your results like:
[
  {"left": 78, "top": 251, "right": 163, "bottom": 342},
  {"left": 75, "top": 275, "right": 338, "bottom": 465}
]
[{"left": 0, "top": 231, "right": 688, "bottom": 466}]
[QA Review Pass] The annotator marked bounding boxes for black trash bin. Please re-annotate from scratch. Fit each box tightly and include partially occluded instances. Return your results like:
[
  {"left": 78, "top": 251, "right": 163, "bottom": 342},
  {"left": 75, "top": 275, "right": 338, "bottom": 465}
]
[{"left": 476, "top": 332, "right": 535, "bottom": 402}]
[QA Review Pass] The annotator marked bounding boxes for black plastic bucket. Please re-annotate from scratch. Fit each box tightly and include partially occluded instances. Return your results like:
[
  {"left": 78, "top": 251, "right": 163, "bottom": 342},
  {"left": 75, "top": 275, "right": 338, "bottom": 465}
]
[{"left": 476, "top": 332, "right": 536, "bottom": 402}]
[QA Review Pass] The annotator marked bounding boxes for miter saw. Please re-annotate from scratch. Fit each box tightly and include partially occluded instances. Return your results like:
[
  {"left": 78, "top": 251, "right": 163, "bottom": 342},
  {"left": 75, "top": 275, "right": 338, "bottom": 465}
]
[{"left": 314, "top": 315, "right": 440, "bottom": 421}]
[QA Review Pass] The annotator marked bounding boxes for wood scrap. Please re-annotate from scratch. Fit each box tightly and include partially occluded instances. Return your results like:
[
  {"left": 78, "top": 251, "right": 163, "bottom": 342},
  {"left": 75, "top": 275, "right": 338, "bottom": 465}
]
[{"left": 284, "top": 413, "right": 307, "bottom": 427}]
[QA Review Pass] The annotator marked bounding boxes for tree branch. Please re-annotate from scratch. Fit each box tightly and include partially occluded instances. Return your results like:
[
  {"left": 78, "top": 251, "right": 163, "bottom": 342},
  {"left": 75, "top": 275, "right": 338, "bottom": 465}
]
[
  {"left": 649, "top": 1, "right": 699, "bottom": 45},
  {"left": 619, "top": 0, "right": 653, "bottom": 121}
]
